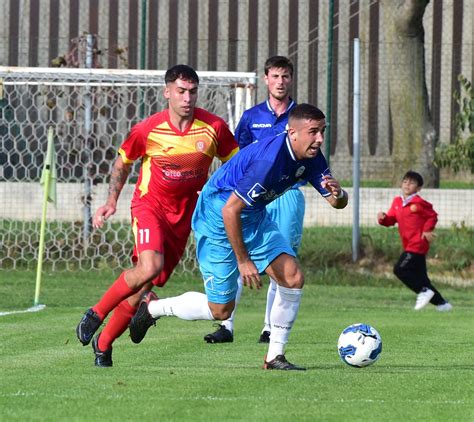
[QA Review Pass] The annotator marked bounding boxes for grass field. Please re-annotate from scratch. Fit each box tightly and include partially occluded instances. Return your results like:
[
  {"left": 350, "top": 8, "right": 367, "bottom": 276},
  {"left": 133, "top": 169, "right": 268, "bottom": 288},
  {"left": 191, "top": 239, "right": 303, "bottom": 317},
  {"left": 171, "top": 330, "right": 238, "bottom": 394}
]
[{"left": 0, "top": 270, "right": 473, "bottom": 421}]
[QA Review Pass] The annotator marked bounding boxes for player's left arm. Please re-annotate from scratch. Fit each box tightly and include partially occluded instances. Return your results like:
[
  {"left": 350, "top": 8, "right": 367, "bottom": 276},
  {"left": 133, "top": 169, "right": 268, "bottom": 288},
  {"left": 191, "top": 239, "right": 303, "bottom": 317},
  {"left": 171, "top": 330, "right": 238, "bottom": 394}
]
[
  {"left": 321, "top": 175, "right": 348, "bottom": 209},
  {"left": 421, "top": 201, "right": 438, "bottom": 242},
  {"left": 222, "top": 193, "right": 262, "bottom": 290}
]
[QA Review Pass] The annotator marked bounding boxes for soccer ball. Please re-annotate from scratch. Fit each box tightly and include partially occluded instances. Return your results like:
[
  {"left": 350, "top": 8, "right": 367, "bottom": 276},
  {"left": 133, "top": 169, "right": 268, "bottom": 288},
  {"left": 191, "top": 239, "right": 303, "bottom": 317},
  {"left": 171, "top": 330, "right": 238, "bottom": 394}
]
[{"left": 337, "top": 323, "right": 382, "bottom": 367}]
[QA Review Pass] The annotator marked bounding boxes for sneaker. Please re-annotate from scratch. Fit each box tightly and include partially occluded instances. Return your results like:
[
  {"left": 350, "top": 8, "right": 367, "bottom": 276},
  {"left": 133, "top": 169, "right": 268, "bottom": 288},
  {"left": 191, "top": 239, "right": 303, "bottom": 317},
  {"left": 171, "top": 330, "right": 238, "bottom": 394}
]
[
  {"left": 204, "top": 324, "right": 233, "bottom": 343},
  {"left": 436, "top": 302, "right": 453, "bottom": 312},
  {"left": 92, "top": 334, "right": 113, "bottom": 367},
  {"left": 414, "top": 288, "right": 435, "bottom": 310},
  {"left": 263, "top": 354, "right": 306, "bottom": 371},
  {"left": 258, "top": 330, "right": 271, "bottom": 344},
  {"left": 129, "top": 291, "right": 159, "bottom": 344},
  {"left": 76, "top": 308, "right": 102, "bottom": 346}
]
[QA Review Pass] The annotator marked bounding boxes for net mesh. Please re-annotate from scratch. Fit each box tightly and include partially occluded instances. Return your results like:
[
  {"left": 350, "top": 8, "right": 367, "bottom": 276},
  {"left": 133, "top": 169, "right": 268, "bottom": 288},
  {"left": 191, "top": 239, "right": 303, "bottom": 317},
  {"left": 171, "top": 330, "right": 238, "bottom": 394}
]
[{"left": 0, "top": 67, "right": 256, "bottom": 272}]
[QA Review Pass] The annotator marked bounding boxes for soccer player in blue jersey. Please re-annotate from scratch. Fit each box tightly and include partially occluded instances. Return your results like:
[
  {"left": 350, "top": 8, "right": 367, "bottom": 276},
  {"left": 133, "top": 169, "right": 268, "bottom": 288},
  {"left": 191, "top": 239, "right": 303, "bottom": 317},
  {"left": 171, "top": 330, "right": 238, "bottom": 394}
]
[
  {"left": 129, "top": 103, "right": 348, "bottom": 370},
  {"left": 204, "top": 56, "right": 303, "bottom": 344}
]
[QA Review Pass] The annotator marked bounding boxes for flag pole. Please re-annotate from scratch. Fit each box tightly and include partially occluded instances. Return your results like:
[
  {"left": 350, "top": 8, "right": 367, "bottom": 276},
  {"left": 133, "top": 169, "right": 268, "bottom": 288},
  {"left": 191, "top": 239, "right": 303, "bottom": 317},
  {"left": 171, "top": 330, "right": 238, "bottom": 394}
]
[{"left": 34, "top": 127, "right": 55, "bottom": 307}]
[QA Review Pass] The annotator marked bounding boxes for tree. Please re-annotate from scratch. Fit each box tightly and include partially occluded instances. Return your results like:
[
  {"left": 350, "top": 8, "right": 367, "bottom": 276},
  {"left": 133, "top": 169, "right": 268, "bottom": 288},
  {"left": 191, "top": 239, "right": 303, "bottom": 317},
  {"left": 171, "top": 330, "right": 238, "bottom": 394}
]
[
  {"left": 381, "top": 0, "right": 438, "bottom": 187},
  {"left": 435, "top": 75, "right": 474, "bottom": 174}
]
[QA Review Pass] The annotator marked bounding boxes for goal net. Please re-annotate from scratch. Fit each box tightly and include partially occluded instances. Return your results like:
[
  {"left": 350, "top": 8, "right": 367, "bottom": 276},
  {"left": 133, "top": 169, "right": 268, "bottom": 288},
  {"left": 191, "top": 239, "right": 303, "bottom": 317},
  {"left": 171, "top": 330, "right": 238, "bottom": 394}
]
[{"left": 0, "top": 66, "right": 256, "bottom": 273}]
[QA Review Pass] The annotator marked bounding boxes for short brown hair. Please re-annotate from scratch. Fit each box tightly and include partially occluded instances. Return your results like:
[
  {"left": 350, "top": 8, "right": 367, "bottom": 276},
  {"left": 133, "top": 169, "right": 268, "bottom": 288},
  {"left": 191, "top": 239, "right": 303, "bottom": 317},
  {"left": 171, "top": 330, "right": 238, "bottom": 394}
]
[
  {"left": 165, "top": 64, "right": 199, "bottom": 85},
  {"left": 289, "top": 103, "right": 325, "bottom": 122},
  {"left": 403, "top": 171, "right": 424, "bottom": 187},
  {"left": 264, "top": 56, "right": 294, "bottom": 77}
]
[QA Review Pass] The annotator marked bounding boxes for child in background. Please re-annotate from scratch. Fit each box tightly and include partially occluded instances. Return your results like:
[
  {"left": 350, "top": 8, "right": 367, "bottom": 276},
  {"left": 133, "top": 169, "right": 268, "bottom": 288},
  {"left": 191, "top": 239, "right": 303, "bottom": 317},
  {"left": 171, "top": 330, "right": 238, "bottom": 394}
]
[{"left": 377, "top": 171, "right": 452, "bottom": 311}]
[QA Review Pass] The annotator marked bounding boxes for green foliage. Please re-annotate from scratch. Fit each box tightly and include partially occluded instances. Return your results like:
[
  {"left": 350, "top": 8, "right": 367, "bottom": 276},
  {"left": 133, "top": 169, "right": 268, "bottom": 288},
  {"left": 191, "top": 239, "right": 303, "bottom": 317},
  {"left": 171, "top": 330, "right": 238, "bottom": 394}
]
[
  {"left": 435, "top": 75, "right": 474, "bottom": 173},
  {"left": 299, "top": 226, "right": 473, "bottom": 280}
]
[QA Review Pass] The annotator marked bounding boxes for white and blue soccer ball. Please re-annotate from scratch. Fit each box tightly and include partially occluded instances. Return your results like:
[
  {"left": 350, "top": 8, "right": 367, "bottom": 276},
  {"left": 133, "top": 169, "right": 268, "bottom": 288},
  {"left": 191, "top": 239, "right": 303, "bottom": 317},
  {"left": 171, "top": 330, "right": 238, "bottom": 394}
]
[{"left": 337, "top": 323, "right": 382, "bottom": 367}]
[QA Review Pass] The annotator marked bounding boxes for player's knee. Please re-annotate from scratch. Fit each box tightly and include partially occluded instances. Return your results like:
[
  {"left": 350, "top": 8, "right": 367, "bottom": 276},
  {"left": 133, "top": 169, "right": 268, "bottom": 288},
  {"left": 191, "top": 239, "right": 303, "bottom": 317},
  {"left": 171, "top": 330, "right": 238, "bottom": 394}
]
[
  {"left": 286, "top": 268, "right": 304, "bottom": 289},
  {"left": 136, "top": 259, "right": 163, "bottom": 284},
  {"left": 209, "top": 303, "right": 234, "bottom": 320},
  {"left": 393, "top": 263, "right": 402, "bottom": 278}
]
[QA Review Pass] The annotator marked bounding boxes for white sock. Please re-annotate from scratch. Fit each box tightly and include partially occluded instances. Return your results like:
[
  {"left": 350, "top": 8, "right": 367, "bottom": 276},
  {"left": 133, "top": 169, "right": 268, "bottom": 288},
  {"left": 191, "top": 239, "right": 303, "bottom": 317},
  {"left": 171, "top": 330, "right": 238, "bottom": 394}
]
[
  {"left": 262, "top": 278, "right": 277, "bottom": 333},
  {"left": 221, "top": 276, "right": 243, "bottom": 333},
  {"left": 266, "top": 285, "right": 302, "bottom": 362},
  {"left": 148, "top": 292, "right": 214, "bottom": 321}
]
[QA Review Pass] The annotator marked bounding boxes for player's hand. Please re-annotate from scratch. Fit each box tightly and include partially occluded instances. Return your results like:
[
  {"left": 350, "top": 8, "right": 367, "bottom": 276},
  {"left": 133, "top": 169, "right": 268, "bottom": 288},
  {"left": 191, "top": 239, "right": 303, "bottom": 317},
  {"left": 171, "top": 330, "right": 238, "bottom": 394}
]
[
  {"left": 377, "top": 211, "right": 386, "bottom": 220},
  {"left": 93, "top": 204, "right": 117, "bottom": 229},
  {"left": 238, "top": 259, "right": 262, "bottom": 290},
  {"left": 422, "top": 231, "right": 436, "bottom": 243},
  {"left": 321, "top": 175, "right": 341, "bottom": 197}
]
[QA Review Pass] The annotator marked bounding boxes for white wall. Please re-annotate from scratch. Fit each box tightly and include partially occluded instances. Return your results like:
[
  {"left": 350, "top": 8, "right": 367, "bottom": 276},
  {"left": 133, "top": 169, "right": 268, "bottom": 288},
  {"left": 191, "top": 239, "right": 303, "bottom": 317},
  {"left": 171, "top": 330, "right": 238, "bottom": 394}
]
[{"left": 1, "top": 182, "right": 472, "bottom": 228}]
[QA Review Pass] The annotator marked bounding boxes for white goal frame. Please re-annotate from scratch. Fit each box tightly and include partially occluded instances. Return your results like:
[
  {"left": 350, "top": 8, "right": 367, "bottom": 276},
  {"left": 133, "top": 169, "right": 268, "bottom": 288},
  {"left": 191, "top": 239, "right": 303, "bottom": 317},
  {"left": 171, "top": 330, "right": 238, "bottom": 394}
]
[{"left": 0, "top": 66, "right": 256, "bottom": 273}]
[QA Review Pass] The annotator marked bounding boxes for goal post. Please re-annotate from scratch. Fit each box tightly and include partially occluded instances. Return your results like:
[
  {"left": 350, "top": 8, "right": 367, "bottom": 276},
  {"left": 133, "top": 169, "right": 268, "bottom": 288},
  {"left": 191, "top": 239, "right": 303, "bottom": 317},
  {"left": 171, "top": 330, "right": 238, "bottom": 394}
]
[{"left": 0, "top": 66, "right": 257, "bottom": 273}]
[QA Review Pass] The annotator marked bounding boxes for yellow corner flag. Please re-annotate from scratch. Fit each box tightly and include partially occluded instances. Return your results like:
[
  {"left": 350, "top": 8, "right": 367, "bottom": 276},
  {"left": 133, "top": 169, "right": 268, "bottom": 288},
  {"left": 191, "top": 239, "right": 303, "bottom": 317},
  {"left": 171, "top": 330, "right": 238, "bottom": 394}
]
[
  {"left": 35, "top": 127, "right": 57, "bottom": 306},
  {"left": 40, "top": 127, "right": 57, "bottom": 204}
]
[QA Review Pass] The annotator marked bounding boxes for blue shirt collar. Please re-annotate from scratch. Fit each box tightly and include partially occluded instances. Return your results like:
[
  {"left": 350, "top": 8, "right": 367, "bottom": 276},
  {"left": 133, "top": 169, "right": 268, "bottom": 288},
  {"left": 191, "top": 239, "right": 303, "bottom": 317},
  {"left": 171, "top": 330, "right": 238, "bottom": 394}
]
[
  {"left": 285, "top": 134, "right": 297, "bottom": 161},
  {"left": 265, "top": 98, "right": 296, "bottom": 116}
]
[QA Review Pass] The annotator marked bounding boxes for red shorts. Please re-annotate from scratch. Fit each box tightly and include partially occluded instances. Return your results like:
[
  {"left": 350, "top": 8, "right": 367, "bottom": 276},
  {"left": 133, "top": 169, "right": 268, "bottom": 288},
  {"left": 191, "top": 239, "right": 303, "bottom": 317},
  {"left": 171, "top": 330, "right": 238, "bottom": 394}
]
[{"left": 130, "top": 203, "right": 191, "bottom": 287}]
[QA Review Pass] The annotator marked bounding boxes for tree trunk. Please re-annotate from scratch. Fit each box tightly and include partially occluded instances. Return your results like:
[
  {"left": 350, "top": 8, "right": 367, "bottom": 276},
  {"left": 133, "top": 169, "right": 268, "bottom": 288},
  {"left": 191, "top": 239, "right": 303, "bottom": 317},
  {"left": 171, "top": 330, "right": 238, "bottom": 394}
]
[{"left": 381, "top": 0, "right": 439, "bottom": 187}]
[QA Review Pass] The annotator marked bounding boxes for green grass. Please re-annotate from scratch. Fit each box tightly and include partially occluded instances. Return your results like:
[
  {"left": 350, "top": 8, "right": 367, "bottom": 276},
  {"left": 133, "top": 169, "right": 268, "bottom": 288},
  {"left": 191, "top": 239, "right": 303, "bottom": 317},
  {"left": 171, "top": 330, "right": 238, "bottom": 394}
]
[
  {"left": 0, "top": 270, "right": 473, "bottom": 421},
  {"left": 299, "top": 226, "right": 473, "bottom": 279}
]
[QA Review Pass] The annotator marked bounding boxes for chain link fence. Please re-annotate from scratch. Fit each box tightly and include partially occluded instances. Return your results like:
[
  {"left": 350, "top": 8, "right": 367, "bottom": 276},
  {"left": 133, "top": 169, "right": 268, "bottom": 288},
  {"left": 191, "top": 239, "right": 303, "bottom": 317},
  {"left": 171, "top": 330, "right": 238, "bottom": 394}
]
[
  {"left": 0, "top": 67, "right": 256, "bottom": 272},
  {"left": 1, "top": 65, "right": 472, "bottom": 275}
]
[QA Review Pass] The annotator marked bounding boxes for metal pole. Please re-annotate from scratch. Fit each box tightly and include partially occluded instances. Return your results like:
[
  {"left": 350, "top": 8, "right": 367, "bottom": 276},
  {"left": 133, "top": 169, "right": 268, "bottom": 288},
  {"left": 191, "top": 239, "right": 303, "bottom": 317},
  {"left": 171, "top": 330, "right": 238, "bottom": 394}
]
[
  {"left": 139, "top": 0, "right": 147, "bottom": 118},
  {"left": 83, "top": 34, "right": 93, "bottom": 245},
  {"left": 352, "top": 38, "right": 361, "bottom": 262},
  {"left": 325, "top": 0, "right": 334, "bottom": 165}
]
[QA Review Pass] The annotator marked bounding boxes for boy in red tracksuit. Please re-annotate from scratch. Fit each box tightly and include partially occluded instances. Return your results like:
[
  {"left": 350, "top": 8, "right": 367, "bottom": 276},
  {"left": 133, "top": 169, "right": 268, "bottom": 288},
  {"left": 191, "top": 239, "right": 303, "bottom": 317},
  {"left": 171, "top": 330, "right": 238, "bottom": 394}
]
[{"left": 377, "top": 171, "right": 452, "bottom": 311}]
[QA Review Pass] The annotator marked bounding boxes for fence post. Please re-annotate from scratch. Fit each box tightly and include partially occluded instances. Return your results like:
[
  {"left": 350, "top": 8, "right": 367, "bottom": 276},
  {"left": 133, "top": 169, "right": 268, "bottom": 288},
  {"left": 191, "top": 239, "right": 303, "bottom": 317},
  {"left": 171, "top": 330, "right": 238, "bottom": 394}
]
[
  {"left": 352, "top": 38, "right": 361, "bottom": 262},
  {"left": 83, "top": 34, "right": 94, "bottom": 246},
  {"left": 325, "top": 0, "right": 334, "bottom": 165}
]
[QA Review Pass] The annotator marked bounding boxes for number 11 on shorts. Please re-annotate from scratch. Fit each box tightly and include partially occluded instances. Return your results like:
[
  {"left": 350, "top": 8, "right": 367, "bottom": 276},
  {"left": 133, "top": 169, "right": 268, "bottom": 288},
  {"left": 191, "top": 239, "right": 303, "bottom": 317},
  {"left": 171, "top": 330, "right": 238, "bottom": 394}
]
[{"left": 139, "top": 228, "right": 150, "bottom": 244}]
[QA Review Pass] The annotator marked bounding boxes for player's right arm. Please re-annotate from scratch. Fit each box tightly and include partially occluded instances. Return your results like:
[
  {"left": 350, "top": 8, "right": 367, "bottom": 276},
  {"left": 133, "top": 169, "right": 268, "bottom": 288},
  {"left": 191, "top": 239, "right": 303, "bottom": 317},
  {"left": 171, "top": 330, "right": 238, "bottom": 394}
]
[
  {"left": 234, "top": 112, "right": 253, "bottom": 149},
  {"left": 222, "top": 192, "right": 262, "bottom": 290},
  {"left": 377, "top": 199, "right": 397, "bottom": 226},
  {"left": 93, "top": 157, "right": 132, "bottom": 229}
]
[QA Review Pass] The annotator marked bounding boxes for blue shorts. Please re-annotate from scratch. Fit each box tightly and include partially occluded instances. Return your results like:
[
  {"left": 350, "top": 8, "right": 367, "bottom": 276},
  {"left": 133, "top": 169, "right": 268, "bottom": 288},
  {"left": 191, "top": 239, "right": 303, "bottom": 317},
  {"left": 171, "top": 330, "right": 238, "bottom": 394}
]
[
  {"left": 266, "top": 188, "right": 305, "bottom": 253},
  {"left": 195, "top": 215, "right": 295, "bottom": 304}
]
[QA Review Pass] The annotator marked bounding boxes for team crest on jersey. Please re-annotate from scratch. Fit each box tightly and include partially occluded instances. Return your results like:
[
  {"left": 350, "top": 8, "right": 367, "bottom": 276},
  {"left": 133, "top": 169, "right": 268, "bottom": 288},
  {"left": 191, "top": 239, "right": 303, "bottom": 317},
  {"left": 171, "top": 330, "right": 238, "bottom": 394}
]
[
  {"left": 247, "top": 183, "right": 267, "bottom": 203},
  {"left": 410, "top": 204, "right": 418, "bottom": 213},
  {"left": 195, "top": 140, "right": 207, "bottom": 152},
  {"left": 295, "top": 166, "right": 305, "bottom": 178}
]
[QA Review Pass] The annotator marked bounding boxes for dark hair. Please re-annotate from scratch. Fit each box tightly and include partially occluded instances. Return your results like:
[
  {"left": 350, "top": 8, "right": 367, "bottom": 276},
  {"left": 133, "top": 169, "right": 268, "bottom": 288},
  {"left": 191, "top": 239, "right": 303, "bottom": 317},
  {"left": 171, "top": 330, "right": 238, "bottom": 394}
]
[
  {"left": 264, "top": 56, "right": 294, "bottom": 77},
  {"left": 403, "top": 170, "right": 424, "bottom": 187},
  {"left": 289, "top": 103, "right": 325, "bottom": 122},
  {"left": 165, "top": 64, "right": 199, "bottom": 85}
]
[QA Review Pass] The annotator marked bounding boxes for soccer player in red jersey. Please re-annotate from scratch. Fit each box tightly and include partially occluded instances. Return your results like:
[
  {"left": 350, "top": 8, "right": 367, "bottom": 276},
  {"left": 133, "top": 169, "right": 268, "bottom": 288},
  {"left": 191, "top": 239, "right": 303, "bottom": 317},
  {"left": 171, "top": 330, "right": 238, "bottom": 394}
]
[{"left": 76, "top": 65, "right": 239, "bottom": 366}]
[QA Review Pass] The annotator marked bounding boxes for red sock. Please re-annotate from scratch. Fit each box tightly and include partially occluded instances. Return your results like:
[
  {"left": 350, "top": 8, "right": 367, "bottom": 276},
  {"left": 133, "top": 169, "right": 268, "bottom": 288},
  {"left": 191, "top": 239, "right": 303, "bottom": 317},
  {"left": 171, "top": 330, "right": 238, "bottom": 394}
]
[
  {"left": 98, "top": 300, "right": 137, "bottom": 351},
  {"left": 92, "top": 272, "right": 136, "bottom": 320}
]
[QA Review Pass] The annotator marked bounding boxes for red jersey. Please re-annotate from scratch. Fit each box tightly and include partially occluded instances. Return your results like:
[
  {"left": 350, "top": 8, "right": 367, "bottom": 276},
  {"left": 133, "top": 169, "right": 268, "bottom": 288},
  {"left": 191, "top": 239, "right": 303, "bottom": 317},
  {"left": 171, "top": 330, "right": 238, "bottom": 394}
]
[
  {"left": 118, "top": 108, "right": 238, "bottom": 226},
  {"left": 378, "top": 194, "right": 438, "bottom": 254}
]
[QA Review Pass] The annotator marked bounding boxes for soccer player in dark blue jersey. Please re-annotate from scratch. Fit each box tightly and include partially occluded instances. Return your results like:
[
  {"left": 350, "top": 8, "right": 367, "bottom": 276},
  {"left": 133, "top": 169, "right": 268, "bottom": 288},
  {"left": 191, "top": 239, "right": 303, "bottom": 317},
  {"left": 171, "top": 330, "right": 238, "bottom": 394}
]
[
  {"left": 129, "top": 104, "right": 348, "bottom": 370},
  {"left": 204, "top": 56, "right": 303, "bottom": 344}
]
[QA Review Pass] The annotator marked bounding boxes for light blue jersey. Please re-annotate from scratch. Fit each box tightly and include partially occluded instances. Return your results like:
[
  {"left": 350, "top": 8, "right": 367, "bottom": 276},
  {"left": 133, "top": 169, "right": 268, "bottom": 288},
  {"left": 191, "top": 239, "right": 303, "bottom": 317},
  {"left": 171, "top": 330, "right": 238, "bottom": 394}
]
[{"left": 192, "top": 132, "right": 332, "bottom": 304}]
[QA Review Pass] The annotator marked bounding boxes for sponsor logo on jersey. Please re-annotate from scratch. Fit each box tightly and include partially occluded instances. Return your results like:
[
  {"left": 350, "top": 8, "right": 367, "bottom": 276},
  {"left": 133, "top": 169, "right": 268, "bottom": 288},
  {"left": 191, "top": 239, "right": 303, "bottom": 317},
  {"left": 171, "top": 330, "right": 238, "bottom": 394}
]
[
  {"left": 252, "top": 123, "right": 272, "bottom": 128},
  {"left": 247, "top": 183, "right": 267, "bottom": 202},
  {"left": 295, "top": 166, "right": 305, "bottom": 178},
  {"left": 263, "top": 186, "right": 291, "bottom": 201},
  {"left": 195, "top": 140, "right": 207, "bottom": 152}
]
